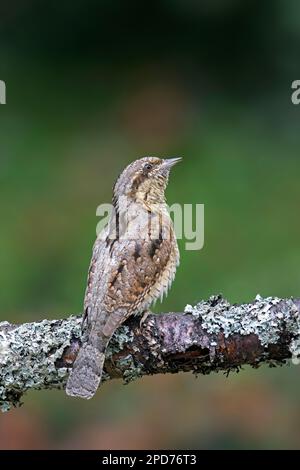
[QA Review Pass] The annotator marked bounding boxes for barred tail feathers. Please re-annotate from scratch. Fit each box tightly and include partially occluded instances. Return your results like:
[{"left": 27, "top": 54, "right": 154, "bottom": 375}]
[{"left": 65, "top": 342, "right": 106, "bottom": 399}]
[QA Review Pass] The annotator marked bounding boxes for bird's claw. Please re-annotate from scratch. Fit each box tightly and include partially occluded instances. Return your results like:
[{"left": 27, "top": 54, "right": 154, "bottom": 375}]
[{"left": 139, "top": 310, "right": 151, "bottom": 329}]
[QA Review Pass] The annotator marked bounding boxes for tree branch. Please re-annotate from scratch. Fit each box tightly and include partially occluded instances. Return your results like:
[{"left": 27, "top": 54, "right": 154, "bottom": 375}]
[{"left": 1, "top": 295, "right": 300, "bottom": 411}]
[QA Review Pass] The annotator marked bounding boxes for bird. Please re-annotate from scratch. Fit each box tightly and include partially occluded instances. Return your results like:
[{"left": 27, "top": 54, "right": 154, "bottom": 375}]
[{"left": 66, "top": 156, "right": 181, "bottom": 399}]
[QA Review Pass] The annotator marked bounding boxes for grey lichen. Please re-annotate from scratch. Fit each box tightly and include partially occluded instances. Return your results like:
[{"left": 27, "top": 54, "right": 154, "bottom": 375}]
[
  {"left": 1, "top": 295, "right": 300, "bottom": 411},
  {"left": 107, "top": 324, "right": 144, "bottom": 383},
  {"left": 184, "top": 294, "right": 300, "bottom": 356},
  {"left": 120, "top": 355, "right": 143, "bottom": 384},
  {"left": 0, "top": 316, "right": 82, "bottom": 412},
  {"left": 0, "top": 314, "right": 138, "bottom": 411},
  {"left": 106, "top": 324, "right": 134, "bottom": 358}
]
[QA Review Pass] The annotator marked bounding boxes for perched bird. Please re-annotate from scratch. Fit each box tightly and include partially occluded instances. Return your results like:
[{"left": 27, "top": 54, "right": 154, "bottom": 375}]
[{"left": 66, "top": 156, "right": 181, "bottom": 399}]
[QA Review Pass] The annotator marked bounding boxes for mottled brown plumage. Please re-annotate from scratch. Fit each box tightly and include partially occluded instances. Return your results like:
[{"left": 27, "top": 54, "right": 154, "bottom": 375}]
[{"left": 66, "top": 156, "right": 181, "bottom": 399}]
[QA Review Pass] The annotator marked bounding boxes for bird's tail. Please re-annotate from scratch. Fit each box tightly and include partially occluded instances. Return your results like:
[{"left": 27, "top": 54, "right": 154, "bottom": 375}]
[
  {"left": 66, "top": 310, "right": 123, "bottom": 399},
  {"left": 65, "top": 342, "right": 107, "bottom": 399}
]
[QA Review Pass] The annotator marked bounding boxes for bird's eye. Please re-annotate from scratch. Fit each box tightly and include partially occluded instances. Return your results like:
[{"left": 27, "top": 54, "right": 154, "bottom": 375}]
[{"left": 144, "top": 163, "right": 153, "bottom": 172}]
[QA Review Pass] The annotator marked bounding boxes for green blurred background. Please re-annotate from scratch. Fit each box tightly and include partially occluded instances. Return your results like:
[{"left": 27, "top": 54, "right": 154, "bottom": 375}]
[{"left": 1, "top": 0, "right": 300, "bottom": 449}]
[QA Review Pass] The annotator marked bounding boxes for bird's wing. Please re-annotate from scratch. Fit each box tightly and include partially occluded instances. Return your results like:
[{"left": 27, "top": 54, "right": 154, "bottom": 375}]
[
  {"left": 83, "top": 212, "right": 179, "bottom": 338},
  {"left": 83, "top": 228, "right": 110, "bottom": 325},
  {"left": 103, "top": 233, "right": 176, "bottom": 315},
  {"left": 99, "top": 231, "right": 178, "bottom": 339}
]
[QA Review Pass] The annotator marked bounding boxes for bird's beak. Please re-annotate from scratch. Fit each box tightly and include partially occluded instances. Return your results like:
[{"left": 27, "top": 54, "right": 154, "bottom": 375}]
[{"left": 161, "top": 157, "right": 182, "bottom": 171}]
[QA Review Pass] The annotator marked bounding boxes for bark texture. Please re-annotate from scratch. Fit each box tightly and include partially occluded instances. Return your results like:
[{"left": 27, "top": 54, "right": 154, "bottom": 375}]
[{"left": 1, "top": 295, "right": 300, "bottom": 411}]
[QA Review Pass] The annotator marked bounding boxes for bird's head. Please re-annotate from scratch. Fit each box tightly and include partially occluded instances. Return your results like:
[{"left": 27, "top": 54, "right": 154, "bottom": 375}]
[{"left": 112, "top": 156, "right": 181, "bottom": 209}]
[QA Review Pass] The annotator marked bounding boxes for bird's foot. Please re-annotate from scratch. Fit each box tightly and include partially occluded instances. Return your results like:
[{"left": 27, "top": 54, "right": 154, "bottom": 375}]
[{"left": 139, "top": 310, "right": 151, "bottom": 329}]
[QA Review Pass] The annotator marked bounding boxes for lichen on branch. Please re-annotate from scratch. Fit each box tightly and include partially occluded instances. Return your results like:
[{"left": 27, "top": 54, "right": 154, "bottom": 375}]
[{"left": 0, "top": 295, "right": 300, "bottom": 411}]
